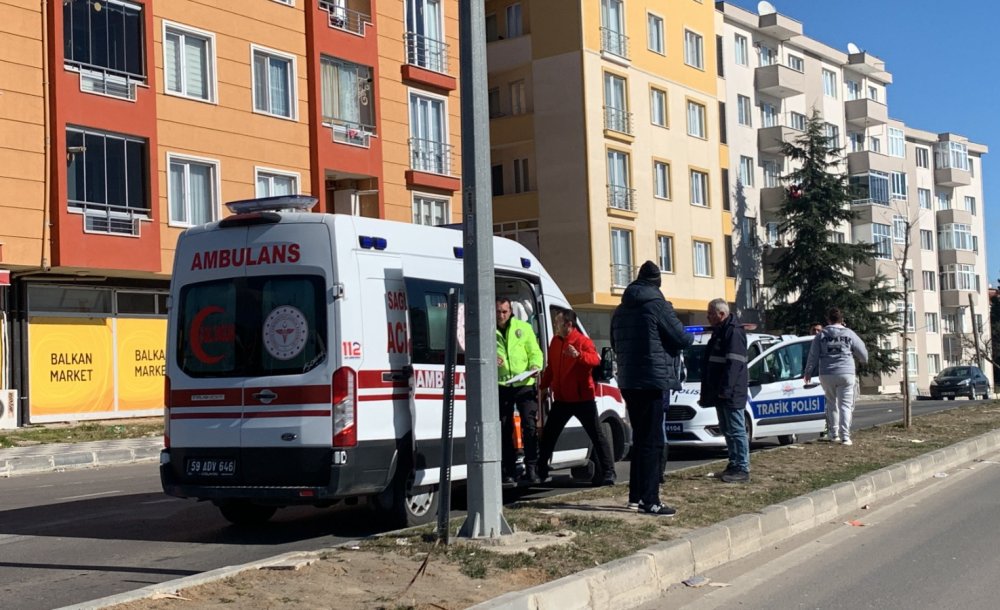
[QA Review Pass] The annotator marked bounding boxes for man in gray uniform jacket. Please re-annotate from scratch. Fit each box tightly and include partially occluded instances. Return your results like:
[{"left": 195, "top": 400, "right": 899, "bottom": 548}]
[{"left": 805, "top": 307, "right": 869, "bottom": 446}]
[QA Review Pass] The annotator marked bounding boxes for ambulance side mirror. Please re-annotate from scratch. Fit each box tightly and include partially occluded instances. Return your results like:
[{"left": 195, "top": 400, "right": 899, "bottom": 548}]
[{"left": 595, "top": 347, "right": 615, "bottom": 382}]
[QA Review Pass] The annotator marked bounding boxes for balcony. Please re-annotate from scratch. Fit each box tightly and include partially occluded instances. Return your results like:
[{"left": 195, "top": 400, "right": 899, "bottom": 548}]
[
  {"left": 758, "top": 12, "right": 803, "bottom": 41},
  {"left": 845, "top": 98, "right": 888, "bottom": 127},
  {"left": 603, "top": 106, "right": 633, "bottom": 137},
  {"left": 69, "top": 200, "right": 149, "bottom": 237},
  {"left": 318, "top": 0, "right": 372, "bottom": 36},
  {"left": 611, "top": 264, "right": 638, "bottom": 291},
  {"left": 759, "top": 186, "right": 784, "bottom": 217},
  {"left": 935, "top": 167, "right": 972, "bottom": 187},
  {"left": 936, "top": 208, "right": 973, "bottom": 225},
  {"left": 757, "top": 125, "right": 796, "bottom": 153},
  {"left": 403, "top": 32, "right": 455, "bottom": 90},
  {"left": 940, "top": 290, "right": 977, "bottom": 308},
  {"left": 409, "top": 138, "right": 454, "bottom": 176},
  {"left": 938, "top": 249, "right": 978, "bottom": 266},
  {"left": 600, "top": 27, "right": 629, "bottom": 61},
  {"left": 330, "top": 119, "right": 375, "bottom": 148},
  {"left": 846, "top": 150, "right": 895, "bottom": 174},
  {"left": 67, "top": 62, "right": 143, "bottom": 102},
  {"left": 846, "top": 51, "right": 893, "bottom": 84},
  {"left": 607, "top": 185, "right": 637, "bottom": 213},
  {"left": 755, "top": 64, "right": 804, "bottom": 98},
  {"left": 487, "top": 33, "right": 532, "bottom": 74}
]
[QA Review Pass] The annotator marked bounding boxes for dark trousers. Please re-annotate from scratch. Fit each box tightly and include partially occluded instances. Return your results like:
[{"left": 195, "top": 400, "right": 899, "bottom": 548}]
[
  {"left": 499, "top": 385, "right": 539, "bottom": 475},
  {"left": 623, "top": 388, "right": 665, "bottom": 506},
  {"left": 538, "top": 399, "right": 615, "bottom": 479}
]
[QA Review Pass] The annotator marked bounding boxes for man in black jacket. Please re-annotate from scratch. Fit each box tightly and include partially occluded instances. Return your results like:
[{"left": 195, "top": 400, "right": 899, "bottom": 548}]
[
  {"left": 699, "top": 298, "right": 750, "bottom": 483},
  {"left": 611, "top": 261, "right": 694, "bottom": 516}
]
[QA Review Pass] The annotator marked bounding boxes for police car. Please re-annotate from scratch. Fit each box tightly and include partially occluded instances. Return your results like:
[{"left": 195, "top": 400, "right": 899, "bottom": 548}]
[{"left": 666, "top": 329, "right": 826, "bottom": 447}]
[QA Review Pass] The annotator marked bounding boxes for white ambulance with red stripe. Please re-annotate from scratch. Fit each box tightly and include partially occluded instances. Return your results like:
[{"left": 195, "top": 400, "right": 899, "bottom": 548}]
[{"left": 161, "top": 196, "right": 630, "bottom": 527}]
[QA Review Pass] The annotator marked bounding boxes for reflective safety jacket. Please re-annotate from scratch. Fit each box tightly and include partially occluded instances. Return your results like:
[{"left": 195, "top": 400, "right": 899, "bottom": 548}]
[
  {"left": 497, "top": 318, "right": 543, "bottom": 386},
  {"left": 699, "top": 314, "right": 748, "bottom": 409}
]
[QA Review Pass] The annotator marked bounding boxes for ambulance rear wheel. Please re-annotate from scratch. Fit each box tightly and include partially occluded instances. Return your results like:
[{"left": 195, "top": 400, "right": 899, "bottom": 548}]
[
  {"left": 389, "top": 470, "right": 439, "bottom": 529},
  {"left": 217, "top": 501, "right": 277, "bottom": 527}
]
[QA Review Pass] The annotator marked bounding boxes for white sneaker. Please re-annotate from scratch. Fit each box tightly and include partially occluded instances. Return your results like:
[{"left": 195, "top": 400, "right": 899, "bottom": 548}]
[
  {"left": 842, "top": 439, "right": 853, "bottom": 446},
  {"left": 626, "top": 501, "right": 642, "bottom": 511}
]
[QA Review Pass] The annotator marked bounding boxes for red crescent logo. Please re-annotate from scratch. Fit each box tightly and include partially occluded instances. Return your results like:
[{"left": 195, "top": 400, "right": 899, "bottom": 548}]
[{"left": 190, "top": 305, "right": 226, "bottom": 364}]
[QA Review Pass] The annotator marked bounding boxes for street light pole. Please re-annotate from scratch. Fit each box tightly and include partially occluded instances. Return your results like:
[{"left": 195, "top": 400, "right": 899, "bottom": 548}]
[{"left": 457, "top": 0, "right": 512, "bottom": 539}]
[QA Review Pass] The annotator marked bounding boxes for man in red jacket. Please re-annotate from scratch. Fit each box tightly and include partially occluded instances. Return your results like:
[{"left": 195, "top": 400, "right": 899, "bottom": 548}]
[{"left": 537, "top": 308, "right": 616, "bottom": 486}]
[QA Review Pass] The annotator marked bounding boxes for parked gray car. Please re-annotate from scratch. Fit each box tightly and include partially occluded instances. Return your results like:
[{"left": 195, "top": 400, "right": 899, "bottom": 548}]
[{"left": 929, "top": 365, "right": 992, "bottom": 400}]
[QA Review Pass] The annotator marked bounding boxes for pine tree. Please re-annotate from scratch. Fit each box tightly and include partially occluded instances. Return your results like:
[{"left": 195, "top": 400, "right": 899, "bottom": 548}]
[{"left": 765, "top": 112, "right": 901, "bottom": 376}]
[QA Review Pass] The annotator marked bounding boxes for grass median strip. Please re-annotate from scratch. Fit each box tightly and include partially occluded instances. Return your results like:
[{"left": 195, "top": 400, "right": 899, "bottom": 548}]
[{"left": 0, "top": 418, "right": 162, "bottom": 449}]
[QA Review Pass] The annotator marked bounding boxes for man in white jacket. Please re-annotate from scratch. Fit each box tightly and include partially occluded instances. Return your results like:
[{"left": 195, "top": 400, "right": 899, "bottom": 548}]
[{"left": 805, "top": 307, "right": 869, "bottom": 446}]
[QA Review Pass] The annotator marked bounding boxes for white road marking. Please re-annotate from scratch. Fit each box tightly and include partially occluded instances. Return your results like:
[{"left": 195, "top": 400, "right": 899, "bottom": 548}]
[{"left": 57, "top": 490, "right": 123, "bottom": 501}]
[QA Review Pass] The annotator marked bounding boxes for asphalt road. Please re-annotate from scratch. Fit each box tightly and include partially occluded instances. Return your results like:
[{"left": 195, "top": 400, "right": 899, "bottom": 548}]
[
  {"left": 0, "top": 397, "right": 985, "bottom": 609},
  {"left": 636, "top": 446, "right": 1000, "bottom": 609}
]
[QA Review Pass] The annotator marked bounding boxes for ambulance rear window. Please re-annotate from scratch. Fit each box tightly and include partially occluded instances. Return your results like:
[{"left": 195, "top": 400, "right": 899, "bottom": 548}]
[{"left": 177, "top": 275, "right": 327, "bottom": 377}]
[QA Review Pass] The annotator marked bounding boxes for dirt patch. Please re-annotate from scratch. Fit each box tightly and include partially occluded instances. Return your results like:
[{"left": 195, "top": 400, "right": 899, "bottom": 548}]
[{"left": 110, "top": 402, "right": 1000, "bottom": 610}]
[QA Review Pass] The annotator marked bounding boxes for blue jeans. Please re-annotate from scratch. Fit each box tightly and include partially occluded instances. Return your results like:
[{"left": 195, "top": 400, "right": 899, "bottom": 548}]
[{"left": 716, "top": 406, "right": 749, "bottom": 473}]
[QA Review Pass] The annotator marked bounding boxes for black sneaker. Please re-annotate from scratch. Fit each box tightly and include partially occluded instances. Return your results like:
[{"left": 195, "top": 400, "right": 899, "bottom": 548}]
[
  {"left": 501, "top": 476, "right": 517, "bottom": 488},
  {"left": 520, "top": 467, "right": 541, "bottom": 485},
  {"left": 642, "top": 503, "right": 677, "bottom": 517},
  {"left": 592, "top": 475, "right": 617, "bottom": 487},
  {"left": 721, "top": 470, "right": 750, "bottom": 483},
  {"left": 713, "top": 466, "right": 736, "bottom": 479}
]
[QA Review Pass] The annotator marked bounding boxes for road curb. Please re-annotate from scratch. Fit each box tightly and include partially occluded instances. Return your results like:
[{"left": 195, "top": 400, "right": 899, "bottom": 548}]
[
  {"left": 0, "top": 448, "right": 159, "bottom": 477},
  {"left": 471, "top": 427, "right": 1000, "bottom": 610}
]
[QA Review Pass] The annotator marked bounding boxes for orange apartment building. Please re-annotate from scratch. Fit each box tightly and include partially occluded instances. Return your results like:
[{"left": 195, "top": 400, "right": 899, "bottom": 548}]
[{"left": 0, "top": 0, "right": 461, "bottom": 426}]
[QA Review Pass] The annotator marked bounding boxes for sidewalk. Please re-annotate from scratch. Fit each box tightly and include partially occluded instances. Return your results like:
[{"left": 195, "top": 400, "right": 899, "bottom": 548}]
[{"left": 0, "top": 437, "right": 162, "bottom": 477}]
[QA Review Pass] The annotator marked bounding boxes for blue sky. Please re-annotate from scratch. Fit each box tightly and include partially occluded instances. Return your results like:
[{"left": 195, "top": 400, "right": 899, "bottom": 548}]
[{"left": 728, "top": 0, "right": 1000, "bottom": 288}]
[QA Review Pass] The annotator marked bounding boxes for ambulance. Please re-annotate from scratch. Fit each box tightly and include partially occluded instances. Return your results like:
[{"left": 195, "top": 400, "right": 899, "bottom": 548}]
[
  {"left": 666, "top": 330, "right": 827, "bottom": 447},
  {"left": 160, "top": 196, "right": 630, "bottom": 527}
]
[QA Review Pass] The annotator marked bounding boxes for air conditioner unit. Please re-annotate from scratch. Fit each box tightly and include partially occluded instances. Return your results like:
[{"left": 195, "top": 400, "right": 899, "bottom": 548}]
[{"left": 0, "top": 390, "right": 17, "bottom": 430}]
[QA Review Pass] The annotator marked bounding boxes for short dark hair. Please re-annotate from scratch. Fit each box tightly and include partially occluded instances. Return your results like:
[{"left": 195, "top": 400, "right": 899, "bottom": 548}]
[
  {"left": 555, "top": 307, "right": 577, "bottom": 328},
  {"left": 827, "top": 307, "right": 844, "bottom": 324},
  {"left": 496, "top": 297, "right": 511, "bottom": 307},
  {"left": 810, "top": 322, "right": 823, "bottom": 328}
]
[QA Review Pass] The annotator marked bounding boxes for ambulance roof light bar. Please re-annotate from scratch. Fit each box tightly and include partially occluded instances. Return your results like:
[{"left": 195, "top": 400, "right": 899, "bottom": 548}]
[{"left": 225, "top": 195, "right": 318, "bottom": 215}]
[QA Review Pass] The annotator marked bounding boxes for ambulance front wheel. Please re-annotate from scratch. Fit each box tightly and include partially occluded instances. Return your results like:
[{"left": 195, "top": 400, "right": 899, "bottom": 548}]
[{"left": 217, "top": 501, "right": 277, "bottom": 527}]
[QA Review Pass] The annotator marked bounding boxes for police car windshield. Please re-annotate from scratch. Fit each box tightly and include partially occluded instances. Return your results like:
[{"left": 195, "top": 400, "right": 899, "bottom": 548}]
[{"left": 682, "top": 345, "right": 706, "bottom": 383}]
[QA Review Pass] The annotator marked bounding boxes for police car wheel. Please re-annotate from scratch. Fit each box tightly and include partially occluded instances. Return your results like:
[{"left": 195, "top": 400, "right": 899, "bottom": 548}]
[
  {"left": 777, "top": 434, "right": 797, "bottom": 446},
  {"left": 217, "top": 501, "right": 277, "bottom": 527}
]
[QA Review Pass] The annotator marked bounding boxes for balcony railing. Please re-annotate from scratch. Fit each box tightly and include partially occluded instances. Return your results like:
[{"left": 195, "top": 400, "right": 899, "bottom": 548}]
[
  {"left": 69, "top": 200, "right": 149, "bottom": 237},
  {"left": 318, "top": 1, "right": 371, "bottom": 36},
  {"left": 409, "top": 137, "right": 453, "bottom": 175},
  {"left": 66, "top": 61, "right": 144, "bottom": 101},
  {"left": 603, "top": 106, "right": 633, "bottom": 135},
  {"left": 405, "top": 32, "right": 450, "bottom": 74},
  {"left": 329, "top": 118, "right": 375, "bottom": 148},
  {"left": 611, "top": 264, "right": 637, "bottom": 289},
  {"left": 600, "top": 27, "right": 629, "bottom": 59},
  {"left": 607, "top": 184, "right": 636, "bottom": 211}
]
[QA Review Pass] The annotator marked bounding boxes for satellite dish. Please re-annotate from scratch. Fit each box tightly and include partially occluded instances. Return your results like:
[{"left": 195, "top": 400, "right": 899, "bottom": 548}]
[
  {"left": 847, "top": 42, "right": 861, "bottom": 54},
  {"left": 757, "top": 1, "right": 776, "bottom": 15}
]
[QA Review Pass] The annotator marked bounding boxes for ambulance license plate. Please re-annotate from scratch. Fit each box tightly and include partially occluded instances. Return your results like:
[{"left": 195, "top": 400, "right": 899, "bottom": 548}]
[
  {"left": 665, "top": 423, "right": 683, "bottom": 434},
  {"left": 186, "top": 458, "right": 237, "bottom": 477}
]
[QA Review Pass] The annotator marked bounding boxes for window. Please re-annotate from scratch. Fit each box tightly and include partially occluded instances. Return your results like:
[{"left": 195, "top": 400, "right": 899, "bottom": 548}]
[
  {"left": 654, "top": 161, "right": 671, "bottom": 199},
  {"left": 927, "top": 354, "right": 941, "bottom": 375},
  {"left": 918, "top": 188, "right": 931, "bottom": 209},
  {"left": 63, "top": 0, "right": 146, "bottom": 80},
  {"left": 915, "top": 147, "right": 930, "bottom": 168},
  {"left": 168, "top": 155, "right": 218, "bottom": 226},
  {"left": 765, "top": 221, "right": 781, "bottom": 246},
  {"left": 255, "top": 168, "right": 298, "bottom": 198},
  {"left": 787, "top": 54, "right": 804, "bottom": 72},
  {"left": 66, "top": 127, "right": 149, "bottom": 235},
  {"left": 750, "top": 342, "right": 812, "bottom": 385},
  {"left": 725, "top": 236, "right": 735, "bottom": 277},
  {"left": 738, "top": 155, "right": 754, "bottom": 187},
  {"left": 687, "top": 101, "right": 706, "bottom": 138},
  {"left": 760, "top": 102, "right": 777, "bottom": 128},
  {"left": 684, "top": 30, "right": 703, "bottom": 69},
  {"left": 164, "top": 24, "right": 214, "bottom": 102},
  {"left": 789, "top": 111, "right": 807, "bottom": 131},
  {"left": 964, "top": 196, "right": 977, "bottom": 215},
  {"left": 513, "top": 158, "right": 530, "bottom": 193},
  {"left": 830, "top": 231, "right": 846, "bottom": 244},
  {"left": 690, "top": 169, "right": 708, "bottom": 207},
  {"left": 762, "top": 159, "right": 781, "bottom": 188},
  {"left": 600, "top": 0, "right": 627, "bottom": 58},
  {"left": 741, "top": 278, "right": 757, "bottom": 309},
  {"left": 406, "top": 0, "right": 447, "bottom": 72},
  {"left": 607, "top": 150, "right": 632, "bottom": 210},
  {"left": 657, "top": 235, "right": 673, "bottom": 273},
  {"left": 890, "top": 171, "right": 907, "bottom": 199},
  {"left": 721, "top": 168, "right": 731, "bottom": 211},
  {"left": 734, "top": 34, "right": 748, "bottom": 66},
  {"left": 822, "top": 69, "right": 837, "bottom": 98},
  {"left": 846, "top": 79, "right": 861, "bottom": 100},
  {"left": 650, "top": 88, "right": 667, "bottom": 127},
  {"left": 406, "top": 278, "right": 465, "bottom": 365},
  {"left": 410, "top": 92, "right": 449, "bottom": 174},
  {"left": 849, "top": 171, "right": 889, "bottom": 205},
  {"left": 907, "top": 349, "right": 918, "bottom": 375},
  {"left": 737, "top": 95, "right": 752, "bottom": 126},
  {"left": 823, "top": 123, "right": 840, "bottom": 148},
  {"left": 868, "top": 85, "right": 879, "bottom": 102},
  {"left": 920, "top": 229, "right": 934, "bottom": 251},
  {"left": 716, "top": 35, "right": 724, "bottom": 77},
  {"left": 647, "top": 13, "right": 664, "bottom": 54},
  {"left": 940, "top": 264, "right": 975, "bottom": 291},
  {"left": 603, "top": 73, "right": 629, "bottom": 133},
  {"left": 872, "top": 223, "right": 892, "bottom": 259},
  {"left": 488, "top": 87, "right": 501, "bottom": 117},
  {"left": 321, "top": 56, "right": 375, "bottom": 136},
  {"left": 757, "top": 44, "right": 776, "bottom": 66},
  {"left": 938, "top": 223, "right": 973, "bottom": 251},
  {"left": 942, "top": 314, "right": 957, "bottom": 333},
  {"left": 509, "top": 80, "right": 526, "bottom": 115},
  {"left": 252, "top": 46, "right": 296, "bottom": 119},
  {"left": 485, "top": 13, "right": 498, "bottom": 42},
  {"left": 869, "top": 136, "right": 881, "bottom": 153},
  {"left": 611, "top": 227, "right": 633, "bottom": 288},
  {"left": 848, "top": 132, "right": 865, "bottom": 152},
  {"left": 506, "top": 3, "right": 522, "bottom": 38},
  {"left": 934, "top": 141, "right": 969, "bottom": 170},
  {"left": 412, "top": 195, "right": 449, "bottom": 225},
  {"left": 892, "top": 215, "right": 907, "bottom": 244},
  {"left": 718, "top": 101, "right": 727, "bottom": 144},
  {"left": 925, "top": 312, "right": 938, "bottom": 332},
  {"left": 491, "top": 164, "right": 503, "bottom": 196},
  {"left": 888, "top": 128, "right": 906, "bottom": 158},
  {"left": 937, "top": 192, "right": 951, "bottom": 210},
  {"left": 693, "top": 240, "right": 712, "bottom": 277}
]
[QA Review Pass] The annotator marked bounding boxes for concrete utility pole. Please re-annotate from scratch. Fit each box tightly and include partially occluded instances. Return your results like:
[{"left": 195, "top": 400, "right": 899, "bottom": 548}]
[
  {"left": 457, "top": 0, "right": 512, "bottom": 539},
  {"left": 969, "top": 293, "right": 983, "bottom": 368}
]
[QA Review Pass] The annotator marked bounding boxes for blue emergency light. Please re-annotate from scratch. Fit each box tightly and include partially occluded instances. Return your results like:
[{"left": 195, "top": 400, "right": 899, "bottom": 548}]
[
  {"left": 453, "top": 247, "right": 464, "bottom": 259},
  {"left": 520, "top": 257, "right": 531, "bottom": 269},
  {"left": 358, "top": 235, "right": 389, "bottom": 250},
  {"left": 685, "top": 325, "right": 707, "bottom": 333}
]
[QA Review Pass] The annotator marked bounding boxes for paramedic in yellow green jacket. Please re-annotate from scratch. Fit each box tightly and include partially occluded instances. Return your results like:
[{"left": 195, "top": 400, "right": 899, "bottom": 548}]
[{"left": 496, "top": 297, "right": 544, "bottom": 487}]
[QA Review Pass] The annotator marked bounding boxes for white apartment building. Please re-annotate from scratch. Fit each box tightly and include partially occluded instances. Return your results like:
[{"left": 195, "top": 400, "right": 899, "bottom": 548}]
[{"left": 716, "top": 2, "right": 991, "bottom": 394}]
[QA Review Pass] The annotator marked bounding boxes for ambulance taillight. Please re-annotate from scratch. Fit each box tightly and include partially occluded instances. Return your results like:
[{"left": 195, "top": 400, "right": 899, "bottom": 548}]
[
  {"left": 163, "top": 375, "right": 171, "bottom": 449},
  {"left": 332, "top": 367, "right": 357, "bottom": 447}
]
